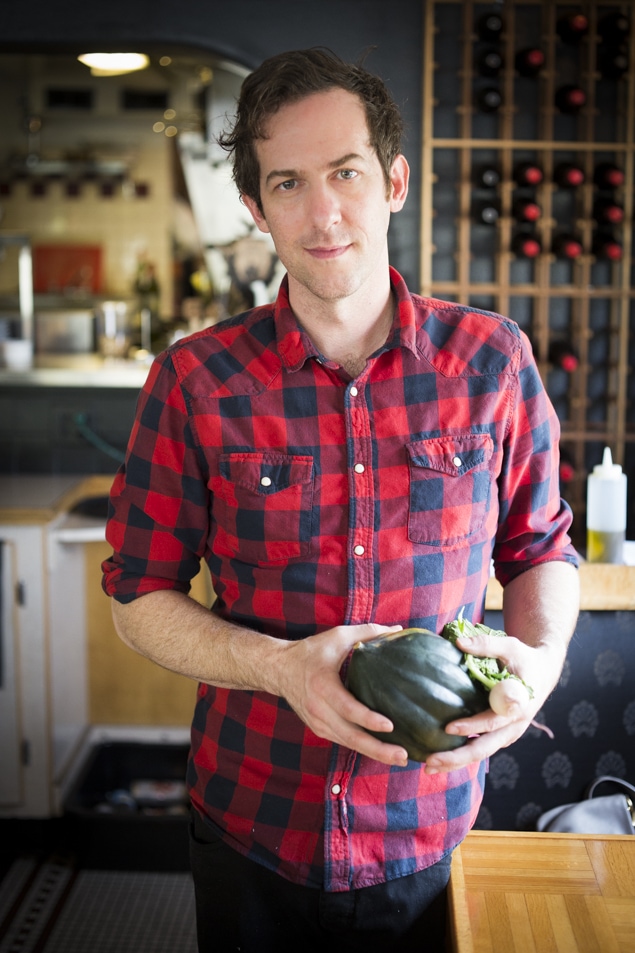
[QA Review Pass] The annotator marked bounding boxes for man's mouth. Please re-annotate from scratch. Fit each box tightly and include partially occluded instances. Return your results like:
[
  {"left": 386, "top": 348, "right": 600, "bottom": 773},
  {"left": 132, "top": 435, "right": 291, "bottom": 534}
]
[{"left": 305, "top": 244, "right": 351, "bottom": 259}]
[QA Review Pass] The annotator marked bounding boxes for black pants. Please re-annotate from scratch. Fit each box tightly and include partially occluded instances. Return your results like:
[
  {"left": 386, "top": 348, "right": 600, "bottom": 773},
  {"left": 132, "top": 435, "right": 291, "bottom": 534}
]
[{"left": 189, "top": 808, "right": 451, "bottom": 953}]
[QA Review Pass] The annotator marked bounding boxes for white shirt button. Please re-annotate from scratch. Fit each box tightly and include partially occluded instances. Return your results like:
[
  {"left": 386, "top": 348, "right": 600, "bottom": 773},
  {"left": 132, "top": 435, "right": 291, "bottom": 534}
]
[
  {"left": 452, "top": 456, "right": 462, "bottom": 468},
  {"left": 350, "top": 386, "right": 358, "bottom": 397},
  {"left": 354, "top": 545, "right": 365, "bottom": 556},
  {"left": 331, "top": 783, "right": 342, "bottom": 795},
  {"left": 354, "top": 463, "right": 365, "bottom": 474},
  {"left": 260, "top": 476, "right": 272, "bottom": 486}
]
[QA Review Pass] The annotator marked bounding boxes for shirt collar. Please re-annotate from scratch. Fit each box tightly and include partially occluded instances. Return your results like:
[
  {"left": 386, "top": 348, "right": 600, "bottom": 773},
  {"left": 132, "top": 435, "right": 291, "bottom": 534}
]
[{"left": 275, "top": 267, "right": 421, "bottom": 373}]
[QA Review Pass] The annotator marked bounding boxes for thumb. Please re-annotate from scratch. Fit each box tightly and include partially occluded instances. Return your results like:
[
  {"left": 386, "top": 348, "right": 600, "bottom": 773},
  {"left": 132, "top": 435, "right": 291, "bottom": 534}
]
[{"left": 353, "top": 623, "right": 403, "bottom": 646}]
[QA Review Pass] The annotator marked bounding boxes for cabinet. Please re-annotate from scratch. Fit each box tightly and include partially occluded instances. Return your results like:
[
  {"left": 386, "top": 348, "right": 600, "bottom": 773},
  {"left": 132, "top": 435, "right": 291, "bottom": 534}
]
[
  {"left": 0, "top": 475, "right": 201, "bottom": 818},
  {"left": 0, "top": 506, "right": 88, "bottom": 816},
  {"left": 421, "top": 0, "right": 635, "bottom": 548}
]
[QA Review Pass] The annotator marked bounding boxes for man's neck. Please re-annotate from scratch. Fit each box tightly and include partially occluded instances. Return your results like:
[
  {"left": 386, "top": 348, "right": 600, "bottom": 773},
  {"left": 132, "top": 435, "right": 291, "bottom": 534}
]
[{"left": 288, "top": 275, "right": 395, "bottom": 379}]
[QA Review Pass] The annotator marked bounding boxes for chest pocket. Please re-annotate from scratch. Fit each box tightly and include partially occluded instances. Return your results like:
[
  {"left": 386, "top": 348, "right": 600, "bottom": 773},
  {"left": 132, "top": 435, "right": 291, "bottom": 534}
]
[
  {"left": 212, "top": 452, "right": 315, "bottom": 564},
  {"left": 407, "top": 433, "right": 494, "bottom": 546}
]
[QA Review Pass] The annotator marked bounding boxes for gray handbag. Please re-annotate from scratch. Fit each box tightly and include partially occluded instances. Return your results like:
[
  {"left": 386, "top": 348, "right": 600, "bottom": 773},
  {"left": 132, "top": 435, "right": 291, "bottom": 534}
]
[{"left": 536, "top": 775, "right": 635, "bottom": 835}]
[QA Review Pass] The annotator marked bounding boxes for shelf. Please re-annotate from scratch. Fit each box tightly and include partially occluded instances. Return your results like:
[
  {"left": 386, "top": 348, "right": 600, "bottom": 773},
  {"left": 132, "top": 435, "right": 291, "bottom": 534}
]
[{"left": 421, "top": 0, "right": 635, "bottom": 548}]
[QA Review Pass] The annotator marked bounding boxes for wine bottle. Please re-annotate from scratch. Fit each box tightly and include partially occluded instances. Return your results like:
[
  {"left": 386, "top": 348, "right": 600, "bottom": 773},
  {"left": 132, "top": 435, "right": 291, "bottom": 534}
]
[
  {"left": 598, "top": 12, "right": 630, "bottom": 44},
  {"left": 476, "top": 11, "right": 504, "bottom": 42},
  {"left": 555, "top": 85, "right": 587, "bottom": 114},
  {"left": 556, "top": 12, "right": 589, "bottom": 45},
  {"left": 598, "top": 45, "right": 629, "bottom": 81},
  {"left": 549, "top": 340, "right": 579, "bottom": 372},
  {"left": 474, "top": 164, "right": 501, "bottom": 189},
  {"left": 476, "top": 86, "right": 503, "bottom": 113},
  {"left": 477, "top": 48, "right": 504, "bottom": 77},
  {"left": 593, "top": 199, "right": 624, "bottom": 226},
  {"left": 514, "top": 47, "right": 545, "bottom": 77},
  {"left": 511, "top": 232, "right": 541, "bottom": 258},
  {"left": 593, "top": 162, "right": 625, "bottom": 189},
  {"left": 592, "top": 232, "right": 623, "bottom": 261},
  {"left": 473, "top": 199, "right": 501, "bottom": 225},
  {"left": 553, "top": 162, "right": 585, "bottom": 187},
  {"left": 513, "top": 161, "right": 543, "bottom": 186},
  {"left": 552, "top": 233, "right": 584, "bottom": 260},
  {"left": 513, "top": 198, "right": 542, "bottom": 223}
]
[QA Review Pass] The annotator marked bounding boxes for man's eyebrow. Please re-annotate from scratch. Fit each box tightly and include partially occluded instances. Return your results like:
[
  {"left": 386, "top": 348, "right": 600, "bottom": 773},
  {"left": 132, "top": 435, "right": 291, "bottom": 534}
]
[
  {"left": 264, "top": 153, "right": 368, "bottom": 186},
  {"left": 265, "top": 167, "right": 298, "bottom": 186},
  {"left": 327, "top": 152, "right": 366, "bottom": 169}
]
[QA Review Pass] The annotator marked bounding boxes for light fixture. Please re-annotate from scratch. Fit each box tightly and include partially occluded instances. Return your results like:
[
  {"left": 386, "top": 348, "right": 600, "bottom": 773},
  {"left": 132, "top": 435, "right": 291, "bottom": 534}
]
[{"left": 77, "top": 52, "right": 150, "bottom": 76}]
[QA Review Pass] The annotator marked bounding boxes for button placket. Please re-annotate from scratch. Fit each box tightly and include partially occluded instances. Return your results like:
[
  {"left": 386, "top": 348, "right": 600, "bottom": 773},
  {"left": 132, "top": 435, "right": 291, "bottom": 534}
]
[{"left": 344, "top": 379, "right": 374, "bottom": 620}]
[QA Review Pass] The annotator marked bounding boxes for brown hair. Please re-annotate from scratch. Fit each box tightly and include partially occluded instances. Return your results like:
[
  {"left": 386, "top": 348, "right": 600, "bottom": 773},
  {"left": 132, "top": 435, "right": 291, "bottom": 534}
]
[{"left": 217, "top": 47, "right": 404, "bottom": 212}]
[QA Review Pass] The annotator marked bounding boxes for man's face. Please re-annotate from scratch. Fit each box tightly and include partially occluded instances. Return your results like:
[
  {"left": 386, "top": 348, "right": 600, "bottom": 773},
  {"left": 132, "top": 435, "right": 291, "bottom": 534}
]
[{"left": 242, "top": 88, "right": 408, "bottom": 308}]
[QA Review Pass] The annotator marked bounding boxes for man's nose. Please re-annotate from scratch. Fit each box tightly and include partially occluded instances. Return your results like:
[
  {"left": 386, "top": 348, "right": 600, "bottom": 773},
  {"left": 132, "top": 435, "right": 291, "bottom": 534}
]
[{"left": 307, "top": 183, "right": 342, "bottom": 230}]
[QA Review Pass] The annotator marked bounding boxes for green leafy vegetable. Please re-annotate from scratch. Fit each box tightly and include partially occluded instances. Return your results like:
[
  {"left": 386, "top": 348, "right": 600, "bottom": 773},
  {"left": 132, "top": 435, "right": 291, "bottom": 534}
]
[{"left": 441, "top": 608, "right": 534, "bottom": 699}]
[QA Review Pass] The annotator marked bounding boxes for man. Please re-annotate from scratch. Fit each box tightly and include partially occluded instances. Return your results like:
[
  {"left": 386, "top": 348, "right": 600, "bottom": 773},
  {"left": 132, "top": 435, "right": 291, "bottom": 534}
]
[{"left": 102, "top": 48, "right": 579, "bottom": 951}]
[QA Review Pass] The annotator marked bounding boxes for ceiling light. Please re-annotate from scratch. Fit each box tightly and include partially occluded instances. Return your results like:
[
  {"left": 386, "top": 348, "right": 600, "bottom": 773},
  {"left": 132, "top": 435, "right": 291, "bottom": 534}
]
[{"left": 78, "top": 52, "right": 150, "bottom": 76}]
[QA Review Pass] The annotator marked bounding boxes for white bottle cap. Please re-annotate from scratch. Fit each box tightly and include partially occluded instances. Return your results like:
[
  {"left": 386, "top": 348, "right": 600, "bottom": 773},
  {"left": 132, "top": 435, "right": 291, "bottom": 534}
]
[{"left": 593, "top": 446, "right": 623, "bottom": 479}]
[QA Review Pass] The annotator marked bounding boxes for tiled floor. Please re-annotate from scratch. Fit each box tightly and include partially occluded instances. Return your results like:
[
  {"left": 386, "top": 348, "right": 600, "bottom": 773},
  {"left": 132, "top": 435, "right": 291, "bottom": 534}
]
[
  {"left": 0, "top": 819, "right": 196, "bottom": 953},
  {"left": 0, "top": 857, "right": 197, "bottom": 953}
]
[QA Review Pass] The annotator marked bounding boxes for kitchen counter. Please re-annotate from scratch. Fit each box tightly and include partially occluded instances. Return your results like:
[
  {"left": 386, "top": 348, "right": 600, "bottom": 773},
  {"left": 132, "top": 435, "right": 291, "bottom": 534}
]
[
  {"left": 0, "top": 474, "right": 114, "bottom": 524},
  {"left": 0, "top": 355, "right": 151, "bottom": 389}
]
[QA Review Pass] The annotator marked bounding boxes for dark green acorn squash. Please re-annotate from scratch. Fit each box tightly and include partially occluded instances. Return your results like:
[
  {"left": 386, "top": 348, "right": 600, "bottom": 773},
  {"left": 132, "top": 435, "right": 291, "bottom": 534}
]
[{"left": 346, "top": 627, "right": 490, "bottom": 762}]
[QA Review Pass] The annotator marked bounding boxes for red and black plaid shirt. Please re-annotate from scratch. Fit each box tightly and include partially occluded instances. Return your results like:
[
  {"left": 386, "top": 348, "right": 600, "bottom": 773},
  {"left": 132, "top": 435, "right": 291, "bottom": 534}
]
[{"left": 103, "top": 268, "right": 577, "bottom": 891}]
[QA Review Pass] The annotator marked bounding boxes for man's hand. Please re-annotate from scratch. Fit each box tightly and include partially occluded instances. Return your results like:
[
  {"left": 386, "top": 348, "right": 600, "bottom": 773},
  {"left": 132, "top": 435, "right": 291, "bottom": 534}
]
[
  {"left": 278, "top": 623, "right": 410, "bottom": 768},
  {"left": 423, "top": 630, "right": 561, "bottom": 774}
]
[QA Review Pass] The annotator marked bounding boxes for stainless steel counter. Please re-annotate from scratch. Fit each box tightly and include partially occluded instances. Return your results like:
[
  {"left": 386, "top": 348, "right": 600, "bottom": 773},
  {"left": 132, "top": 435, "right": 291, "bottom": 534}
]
[{"left": 0, "top": 356, "right": 151, "bottom": 388}]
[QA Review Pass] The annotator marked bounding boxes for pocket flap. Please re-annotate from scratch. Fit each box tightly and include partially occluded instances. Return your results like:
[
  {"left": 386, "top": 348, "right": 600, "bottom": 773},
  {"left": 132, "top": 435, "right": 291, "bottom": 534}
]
[
  {"left": 219, "top": 452, "right": 314, "bottom": 494},
  {"left": 407, "top": 433, "right": 493, "bottom": 476}
]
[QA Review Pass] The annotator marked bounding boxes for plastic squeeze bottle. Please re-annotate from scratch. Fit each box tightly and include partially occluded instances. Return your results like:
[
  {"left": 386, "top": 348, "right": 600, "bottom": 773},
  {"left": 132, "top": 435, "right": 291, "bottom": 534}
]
[{"left": 586, "top": 446, "right": 627, "bottom": 563}]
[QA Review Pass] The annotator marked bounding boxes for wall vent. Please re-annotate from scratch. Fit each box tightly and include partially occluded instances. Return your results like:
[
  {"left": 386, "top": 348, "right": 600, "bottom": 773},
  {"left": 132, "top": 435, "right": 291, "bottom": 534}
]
[
  {"left": 121, "top": 89, "right": 169, "bottom": 111},
  {"left": 46, "top": 88, "right": 94, "bottom": 110}
]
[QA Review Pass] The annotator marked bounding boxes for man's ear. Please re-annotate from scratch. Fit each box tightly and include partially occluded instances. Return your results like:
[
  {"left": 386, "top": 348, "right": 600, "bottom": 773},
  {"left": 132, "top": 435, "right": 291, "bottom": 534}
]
[
  {"left": 241, "top": 194, "right": 271, "bottom": 234},
  {"left": 389, "top": 155, "right": 409, "bottom": 212}
]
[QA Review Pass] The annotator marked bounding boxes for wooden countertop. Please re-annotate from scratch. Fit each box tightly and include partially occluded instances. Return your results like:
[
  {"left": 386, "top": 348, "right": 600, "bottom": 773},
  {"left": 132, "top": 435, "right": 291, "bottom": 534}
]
[
  {"left": 486, "top": 563, "right": 635, "bottom": 612},
  {"left": 0, "top": 474, "right": 115, "bottom": 524},
  {"left": 448, "top": 829, "right": 635, "bottom": 953}
]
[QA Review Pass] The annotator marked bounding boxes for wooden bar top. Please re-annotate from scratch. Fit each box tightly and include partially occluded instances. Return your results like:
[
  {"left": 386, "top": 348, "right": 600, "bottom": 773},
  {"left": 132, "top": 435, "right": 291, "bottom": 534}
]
[
  {"left": 448, "top": 830, "right": 635, "bottom": 953},
  {"left": 486, "top": 563, "right": 635, "bottom": 612}
]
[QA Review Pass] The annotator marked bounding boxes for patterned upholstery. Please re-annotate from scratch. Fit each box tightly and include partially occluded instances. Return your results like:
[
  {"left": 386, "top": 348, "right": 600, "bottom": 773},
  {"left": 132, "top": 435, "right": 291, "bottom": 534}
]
[{"left": 477, "top": 610, "right": 635, "bottom": 831}]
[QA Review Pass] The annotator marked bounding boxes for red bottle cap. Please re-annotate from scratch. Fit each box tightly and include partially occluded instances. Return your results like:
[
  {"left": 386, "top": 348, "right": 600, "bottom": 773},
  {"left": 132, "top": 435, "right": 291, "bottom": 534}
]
[
  {"left": 605, "top": 168, "right": 625, "bottom": 187},
  {"left": 564, "top": 167, "right": 585, "bottom": 186},
  {"left": 560, "top": 353, "right": 579, "bottom": 372},
  {"left": 561, "top": 239, "right": 583, "bottom": 259},
  {"left": 522, "top": 202, "right": 541, "bottom": 222},
  {"left": 604, "top": 205, "right": 624, "bottom": 224},
  {"left": 602, "top": 241, "right": 623, "bottom": 261},
  {"left": 567, "top": 88, "right": 587, "bottom": 108},
  {"left": 559, "top": 460, "right": 575, "bottom": 482},
  {"left": 526, "top": 49, "right": 545, "bottom": 68},
  {"left": 519, "top": 238, "right": 541, "bottom": 258},
  {"left": 524, "top": 166, "right": 543, "bottom": 185}
]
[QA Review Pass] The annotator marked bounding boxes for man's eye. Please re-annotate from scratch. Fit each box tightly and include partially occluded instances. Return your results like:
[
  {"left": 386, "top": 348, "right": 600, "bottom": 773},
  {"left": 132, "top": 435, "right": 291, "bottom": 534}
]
[
  {"left": 339, "top": 169, "right": 358, "bottom": 180},
  {"left": 278, "top": 179, "right": 296, "bottom": 191}
]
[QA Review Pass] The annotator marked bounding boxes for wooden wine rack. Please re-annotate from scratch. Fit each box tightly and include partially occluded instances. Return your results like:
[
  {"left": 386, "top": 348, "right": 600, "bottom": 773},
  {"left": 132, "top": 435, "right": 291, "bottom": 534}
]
[{"left": 420, "top": 0, "right": 635, "bottom": 548}]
